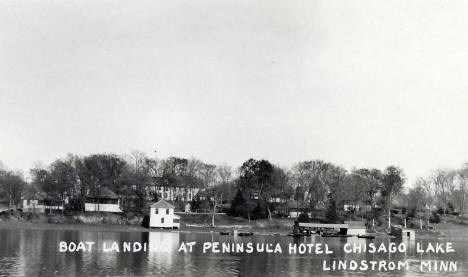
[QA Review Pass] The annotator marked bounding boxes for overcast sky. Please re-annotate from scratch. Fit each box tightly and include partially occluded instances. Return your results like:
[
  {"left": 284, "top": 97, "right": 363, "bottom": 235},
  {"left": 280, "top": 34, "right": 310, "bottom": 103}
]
[{"left": 1, "top": 0, "right": 468, "bottom": 185}]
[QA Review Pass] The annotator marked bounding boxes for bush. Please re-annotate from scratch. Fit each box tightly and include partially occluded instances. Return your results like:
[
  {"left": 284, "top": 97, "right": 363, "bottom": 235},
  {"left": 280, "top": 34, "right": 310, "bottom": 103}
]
[
  {"left": 325, "top": 194, "right": 338, "bottom": 223},
  {"left": 407, "top": 207, "right": 416, "bottom": 218},
  {"left": 436, "top": 207, "right": 444, "bottom": 215},
  {"left": 297, "top": 212, "right": 310, "bottom": 223},
  {"left": 429, "top": 211, "right": 441, "bottom": 223},
  {"left": 141, "top": 215, "right": 150, "bottom": 228}
]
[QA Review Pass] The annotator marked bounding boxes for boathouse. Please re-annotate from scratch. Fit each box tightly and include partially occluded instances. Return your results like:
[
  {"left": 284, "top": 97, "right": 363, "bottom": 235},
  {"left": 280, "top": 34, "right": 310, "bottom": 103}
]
[
  {"left": 298, "top": 221, "right": 367, "bottom": 236},
  {"left": 344, "top": 221, "right": 367, "bottom": 235},
  {"left": 149, "top": 199, "right": 180, "bottom": 229},
  {"left": 298, "top": 223, "right": 349, "bottom": 234}
]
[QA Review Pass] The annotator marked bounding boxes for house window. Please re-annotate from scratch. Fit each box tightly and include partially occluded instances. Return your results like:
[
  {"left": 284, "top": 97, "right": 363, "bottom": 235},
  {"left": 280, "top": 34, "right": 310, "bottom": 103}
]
[
  {"left": 155, "top": 209, "right": 158, "bottom": 214},
  {"left": 161, "top": 218, "right": 164, "bottom": 223},
  {"left": 166, "top": 209, "right": 169, "bottom": 214}
]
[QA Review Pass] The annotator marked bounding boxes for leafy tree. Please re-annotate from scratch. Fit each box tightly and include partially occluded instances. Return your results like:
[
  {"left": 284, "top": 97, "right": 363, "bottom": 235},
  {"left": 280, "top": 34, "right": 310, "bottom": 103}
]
[
  {"left": 238, "top": 159, "right": 276, "bottom": 221},
  {"left": 0, "top": 169, "right": 25, "bottom": 209},
  {"left": 49, "top": 159, "right": 77, "bottom": 215},
  {"left": 230, "top": 189, "right": 257, "bottom": 221},
  {"left": 350, "top": 168, "right": 382, "bottom": 212},
  {"left": 325, "top": 192, "right": 339, "bottom": 222}
]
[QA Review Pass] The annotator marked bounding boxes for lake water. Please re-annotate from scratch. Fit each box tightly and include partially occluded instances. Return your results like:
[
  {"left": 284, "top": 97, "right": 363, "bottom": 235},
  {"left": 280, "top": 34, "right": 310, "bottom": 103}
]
[{"left": 0, "top": 228, "right": 467, "bottom": 276}]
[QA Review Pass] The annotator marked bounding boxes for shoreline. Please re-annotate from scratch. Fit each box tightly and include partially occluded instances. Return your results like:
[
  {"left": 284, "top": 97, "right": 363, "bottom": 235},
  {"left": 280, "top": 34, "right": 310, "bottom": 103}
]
[
  {"left": 0, "top": 221, "right": 289, "bottom": 235},
  {"left": 0, "top": 221, "right": 449, "bottom": 239}
]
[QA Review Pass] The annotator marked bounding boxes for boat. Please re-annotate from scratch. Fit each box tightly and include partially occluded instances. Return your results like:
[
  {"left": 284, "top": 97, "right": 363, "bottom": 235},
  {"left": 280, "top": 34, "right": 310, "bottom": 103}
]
[
  {"left": 357, "top": 234, "right": 375, "bottom": 239},
  {"left": 321, "top": 233, "right": 352, "bottom": 238},
  {"left": 220, "top": 231, "right": 230, "bottom": 235},
  {"left": 238, "top": 231, "right": 254, "bottom": 236},
  {"left": 287, "top": 233, "right": 303, "bottom": 238}
]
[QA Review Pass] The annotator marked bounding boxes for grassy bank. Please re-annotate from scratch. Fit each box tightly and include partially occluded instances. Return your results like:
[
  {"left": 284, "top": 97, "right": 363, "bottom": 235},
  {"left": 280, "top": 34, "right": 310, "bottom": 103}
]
[
  {"left": 179, "top": 213, "right": 294, "bottom": 231},
  {"left": 0, "top": 210, "right": 295, "bottom": 233}
]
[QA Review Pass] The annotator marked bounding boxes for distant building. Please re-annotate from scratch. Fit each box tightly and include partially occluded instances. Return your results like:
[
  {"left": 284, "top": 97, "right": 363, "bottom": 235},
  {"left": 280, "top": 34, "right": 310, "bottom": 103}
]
[
  {"left": 21, "top": 192, "right": 63, "bottom": 214},
  {"left": 85, "top": 187, "right": 122, "bottom": 213},
  {"left": 150, "top": 176, "right": 201, "bottom": 202},
  {"left": 344, "top": 221, "right": 367, "bottom": 235},
  {"left": 343, "top": 200, "right": 372, "bottom": 212},
  {"left": 286, "top": 200, "right": 308, "bottom": 218},
  {"left": 149, "top": 199, "right": 180, "bottom": 229}
]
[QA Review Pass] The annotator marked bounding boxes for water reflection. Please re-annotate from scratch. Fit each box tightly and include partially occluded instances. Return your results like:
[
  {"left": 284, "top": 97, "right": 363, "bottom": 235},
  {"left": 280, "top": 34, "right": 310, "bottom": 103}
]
[{"left": 0, "top": 229, "right": 466, "bottom": 276}]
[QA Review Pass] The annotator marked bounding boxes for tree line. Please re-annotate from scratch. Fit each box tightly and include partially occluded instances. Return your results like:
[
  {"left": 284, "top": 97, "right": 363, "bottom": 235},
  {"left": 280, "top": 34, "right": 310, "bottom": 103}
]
[{"left": 1, "top": 153, "right": 467, "bottom": 225}]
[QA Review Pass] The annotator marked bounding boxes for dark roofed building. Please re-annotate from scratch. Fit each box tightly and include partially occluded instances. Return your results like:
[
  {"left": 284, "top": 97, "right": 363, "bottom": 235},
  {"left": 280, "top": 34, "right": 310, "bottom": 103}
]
[
  {"left": 86, "top": 186, "right": 119, "bottom": 199},
  {"left": 85, "top": 187, "right": 122, "bottom": 213},
  {"left": 22, "top": 191, "right": 63, "bottom": 214}
]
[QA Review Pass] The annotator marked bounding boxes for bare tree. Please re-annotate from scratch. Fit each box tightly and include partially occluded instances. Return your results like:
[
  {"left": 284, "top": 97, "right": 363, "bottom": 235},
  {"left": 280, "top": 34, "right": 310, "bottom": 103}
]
[
  {"left": 199, "top": 163, "right": 217, "bottom": 188},
  {"left": 456, "top": 164, "right": 468, "bottom": 223},
  {"left": 293, "top": 160, "right": 330, "bottom": 210},
  {"left": 216, "top": 165, "right": 232, "bottom": 185},
  {"left": 128, "top": 151, "right": 147, "bottom": 173},
  {"left": 418, "top": 176, "right": 436, "bottom": 228},
  {"left": 431, "top": 169, "right": 456, "bottom": 223}
]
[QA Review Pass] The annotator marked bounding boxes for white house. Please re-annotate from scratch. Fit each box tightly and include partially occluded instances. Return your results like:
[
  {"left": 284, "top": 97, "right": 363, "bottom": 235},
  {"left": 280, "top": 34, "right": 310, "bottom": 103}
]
[
  {"left": 85, "top": 187, "right": 122, "bottom": 213},
  {"left": 149, "top": 199, "right": 180, "bottom": 229}
]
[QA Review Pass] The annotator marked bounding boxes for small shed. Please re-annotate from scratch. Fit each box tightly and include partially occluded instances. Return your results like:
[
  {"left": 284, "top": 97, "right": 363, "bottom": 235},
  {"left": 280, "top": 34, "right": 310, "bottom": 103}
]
[
  {"left": 149, "top": 199, "right": 180, "bottom": 229},
  {"left": 391, "top": 225, "right": 415, "bottom": 240}
]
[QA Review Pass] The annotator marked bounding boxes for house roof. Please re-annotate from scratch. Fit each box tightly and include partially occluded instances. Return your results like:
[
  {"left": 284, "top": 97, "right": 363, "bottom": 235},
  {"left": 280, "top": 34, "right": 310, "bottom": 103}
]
[
  {"left": 286, "top": 200, "right": 307, "bottom": 209},
  {"left": 86, "top": 187, "right": 119, "bottom": 199},
  {"left": 150, "top": 199, "right": 174, "bottom": 209},
  {"left": 22, "top": 191, "right": 47, "bottom": 200}
]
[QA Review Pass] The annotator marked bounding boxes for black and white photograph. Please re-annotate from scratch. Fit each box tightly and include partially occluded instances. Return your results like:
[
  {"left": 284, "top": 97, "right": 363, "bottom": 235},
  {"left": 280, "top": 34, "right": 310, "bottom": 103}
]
[{"left": 1, "top": 0, "right": 468, "bottom": 276}]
